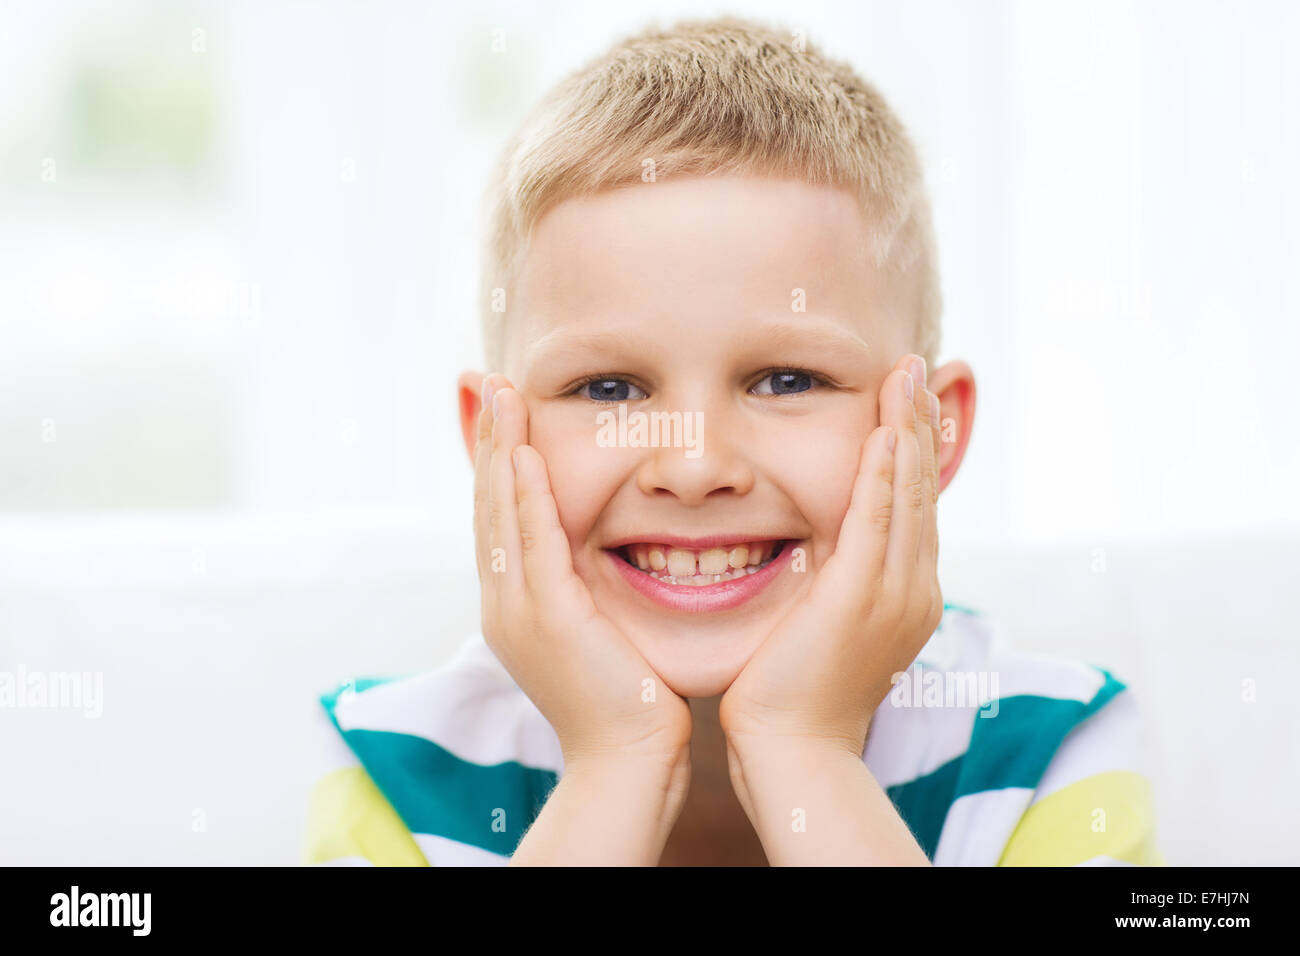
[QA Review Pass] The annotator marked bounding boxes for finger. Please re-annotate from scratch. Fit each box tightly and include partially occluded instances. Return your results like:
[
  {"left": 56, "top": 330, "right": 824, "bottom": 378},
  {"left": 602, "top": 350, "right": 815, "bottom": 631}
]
[
  {"left": 882, "top": 366, "right": 923, "bottom": 581},
  {"left": 487, "top": 385, "right": 528, "bottom": 585},
  {"left": 472, "top": 374, "right": 502, "bottom": 578},
  {"left": 928, "top": 391, "right": 943, "bottom": 489},
  {"left": 513, "top": 443, "right": 590, "bottom": 614},
  {"left": 828, "top": 423, "right": 897, "bottom": 591},
  {"left": 908, "top": 356, "right": 938, "bottom": 510},
  {"left": 906, "top": 356, "right": 940, "bottom": 568}
]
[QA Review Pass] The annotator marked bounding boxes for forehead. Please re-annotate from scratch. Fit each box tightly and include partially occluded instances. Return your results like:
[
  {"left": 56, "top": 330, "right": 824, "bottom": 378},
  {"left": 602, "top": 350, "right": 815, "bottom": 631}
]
[{"left": 508, "top": 175, "right": 900, "bottom": 372}]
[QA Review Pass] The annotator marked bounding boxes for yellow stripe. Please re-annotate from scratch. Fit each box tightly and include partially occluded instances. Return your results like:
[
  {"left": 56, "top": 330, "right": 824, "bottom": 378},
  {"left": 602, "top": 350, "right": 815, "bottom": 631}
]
[
  {"left": 998, "top": 770, "right": 1165, "bottom": 866},
  {"left": 304, "top": 766, "right": 430, "bottom": 866}
]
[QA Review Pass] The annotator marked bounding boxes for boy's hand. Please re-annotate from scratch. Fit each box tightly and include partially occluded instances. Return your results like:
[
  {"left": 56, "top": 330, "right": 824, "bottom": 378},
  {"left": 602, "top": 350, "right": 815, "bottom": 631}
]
[
  {"left": 719, "top": 353, "right": 944, "bottom": 760},
  {"left": 474, "top": 375, "right": 693, "bottom": 773}
]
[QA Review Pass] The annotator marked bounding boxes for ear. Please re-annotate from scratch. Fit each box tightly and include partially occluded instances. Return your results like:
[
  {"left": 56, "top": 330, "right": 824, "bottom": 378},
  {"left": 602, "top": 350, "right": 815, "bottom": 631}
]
[
  {"left": 926, "top": 359, "right": 976, "bottom": 495},
  {"left": 457, "top": 369, "right": 488, "bottom": 466}
]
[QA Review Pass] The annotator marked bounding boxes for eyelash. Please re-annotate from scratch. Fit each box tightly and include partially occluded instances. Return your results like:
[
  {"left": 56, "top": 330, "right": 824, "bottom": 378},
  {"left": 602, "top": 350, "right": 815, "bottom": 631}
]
[{"left": 567, "top": 366, "right": 835, "bottom": 402}]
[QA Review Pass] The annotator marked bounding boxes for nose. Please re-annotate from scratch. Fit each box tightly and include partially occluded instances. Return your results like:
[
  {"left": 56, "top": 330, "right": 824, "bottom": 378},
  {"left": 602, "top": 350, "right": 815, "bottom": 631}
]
[{"left": 632, "top": 406, "right": 756, "bottom": 505}]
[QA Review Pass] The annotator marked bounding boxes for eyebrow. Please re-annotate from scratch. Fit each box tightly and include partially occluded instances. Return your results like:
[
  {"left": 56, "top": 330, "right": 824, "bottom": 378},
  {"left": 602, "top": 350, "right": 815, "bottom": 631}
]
[
  {"left": 523, "top": 318, "right": 873, "bottom": 368},
  {"left": 755, "top": 320, "right": 873, "bottom": 359}
]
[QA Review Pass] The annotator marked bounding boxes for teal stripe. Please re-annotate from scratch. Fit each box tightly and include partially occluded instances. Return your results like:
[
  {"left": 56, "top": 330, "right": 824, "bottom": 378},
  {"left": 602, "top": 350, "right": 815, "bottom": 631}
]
[
  {"left": 319, "top": 682, "right": 558, "bottom": 857},
  {"left": 885, "top": 668, "right": 1128, "bottom": 860},
  {"left": 1079, "top": 667, "right": 1125, "bottom": 720},
  {"left": 886, "top": 756, "right": 963, "bottom": 859},
  {"left": 339, "top": 728, "right": 559, "bottom": 857}
]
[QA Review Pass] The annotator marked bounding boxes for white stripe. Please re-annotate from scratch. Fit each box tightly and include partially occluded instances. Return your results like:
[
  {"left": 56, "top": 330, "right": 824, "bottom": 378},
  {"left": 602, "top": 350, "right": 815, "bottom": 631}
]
[
  {"left": 866, "top": 611, "right": 1108, "bottom": 789},
  {"left": 311, "top": 703, "right": 362, "bottom": 773},
  {"left": 912, "top": 606, "right": 984, "bottom": 671},
  {"left": 413, "top": 832, "right": 510, "bottom": 867},
  {"left": 983, "top": 647, "right": 1107, "bottom": 704},
  {"left": 924, "top": 609, "right": 1106, "bottom": 703},
  {"left": 1076, "top": 855, "right": 1137, "bottom": 866},
  {"left": 865, "top": 691, "right": 978, "bottom": 789},
  {"left": 1027, "top": 688, "right": 1144, "bottom": 808},
  {"left": 932, "top": 787, "right": 1034, "bottom": 866},
  {"left": 312, "top": 856, "right": 374, "bottom": 866},
  {"left": 330, "top": 635, "right": 565, "bottom": 773},
  {"left": 867, "top": 610, "right": 984, "bottom": 787}
]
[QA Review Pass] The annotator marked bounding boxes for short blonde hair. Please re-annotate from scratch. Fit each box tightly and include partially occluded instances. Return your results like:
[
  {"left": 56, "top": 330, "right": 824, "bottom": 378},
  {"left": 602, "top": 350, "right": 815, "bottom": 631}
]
[{"left": 479, "top": 15, "right": 941, "bottom": 372}]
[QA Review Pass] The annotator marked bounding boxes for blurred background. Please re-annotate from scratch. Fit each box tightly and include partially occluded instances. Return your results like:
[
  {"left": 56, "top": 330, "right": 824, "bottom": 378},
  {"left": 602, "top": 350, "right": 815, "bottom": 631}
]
[{"left": 1, "top": 0, "right": 1296, "bottom": 864}]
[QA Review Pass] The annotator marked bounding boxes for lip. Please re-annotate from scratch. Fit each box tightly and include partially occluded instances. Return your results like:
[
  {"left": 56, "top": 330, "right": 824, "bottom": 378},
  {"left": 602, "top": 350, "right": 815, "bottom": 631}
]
[
  {"left": 603, "top": 533, "right": 788, "bottom": 551},
  {"left": 606, "top": 540, "right": 795, "bottom": 613}
]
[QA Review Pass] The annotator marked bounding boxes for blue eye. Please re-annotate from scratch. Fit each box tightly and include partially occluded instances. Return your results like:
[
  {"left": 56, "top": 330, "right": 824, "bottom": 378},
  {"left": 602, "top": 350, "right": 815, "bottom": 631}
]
[
  {"left": 580, "top": 378, "right": 648, "bottom": 402},
  {"left": 572, "top": 369, "right": 829, "bottom": 401},
  {"left": 752, "top": 370, "right": 815, "bottom": 396}
]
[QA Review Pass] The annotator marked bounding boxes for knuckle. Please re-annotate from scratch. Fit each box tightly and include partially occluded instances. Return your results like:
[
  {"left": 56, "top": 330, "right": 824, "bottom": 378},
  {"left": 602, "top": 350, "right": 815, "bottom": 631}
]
[
  {"left": 871, "top": 501, "right": 893, "bottom": 535},
  {"left": 518, "top": 520, "right": 542, "bottom": 555},
  {"left": 906, "top": 472, "right": 926, "bottom": 514},
  {"left": 929, "top": 585, "right": 944, "bottom": 622},
  {"left": 487, "top": 499, "right": 506, "bottom": 542}
]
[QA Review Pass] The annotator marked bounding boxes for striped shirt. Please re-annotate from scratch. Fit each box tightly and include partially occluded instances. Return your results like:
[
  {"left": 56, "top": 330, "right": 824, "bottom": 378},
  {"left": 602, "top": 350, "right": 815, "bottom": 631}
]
[{"left": 303, "top": 603, "right": 1164, "bottom": 866}]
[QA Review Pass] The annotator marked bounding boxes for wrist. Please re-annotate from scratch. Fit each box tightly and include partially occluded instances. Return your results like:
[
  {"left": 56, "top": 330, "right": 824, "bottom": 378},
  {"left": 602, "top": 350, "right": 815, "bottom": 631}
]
[
  {"left": 725, "top": 734, "right": 865, "bottom": 826},
  {"left": 510, "top": 750, "right": 692, "bottom": 866},
  {"left": 563, "top": 746, "right": 690, "bottom": 779},
  {"left": 724, "top": 738, "right": 924, "bottom": 866},
  {"left": 563, "top": 748, "right": 693, "bottom": 822},
  {"left": 725, "top": 730, "right": 866, "bottom": 769}
]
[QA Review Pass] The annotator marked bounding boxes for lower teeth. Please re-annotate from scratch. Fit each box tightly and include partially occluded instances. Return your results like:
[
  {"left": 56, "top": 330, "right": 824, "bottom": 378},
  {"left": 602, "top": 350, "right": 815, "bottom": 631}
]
[{"left": 650, "top": 565, "right": 760, "bottom": 585}]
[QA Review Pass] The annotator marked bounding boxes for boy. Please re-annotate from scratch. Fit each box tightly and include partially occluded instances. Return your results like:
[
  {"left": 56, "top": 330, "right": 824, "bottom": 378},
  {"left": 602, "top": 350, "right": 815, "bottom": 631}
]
[{"left": 304, "top": 16, "right": 1162, "bottom": 866}]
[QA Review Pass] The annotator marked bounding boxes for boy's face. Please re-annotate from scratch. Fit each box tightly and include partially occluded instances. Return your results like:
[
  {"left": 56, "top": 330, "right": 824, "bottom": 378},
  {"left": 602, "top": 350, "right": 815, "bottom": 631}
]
[{"left": 498, "top": 175, "right": 918, "bottom": 699}]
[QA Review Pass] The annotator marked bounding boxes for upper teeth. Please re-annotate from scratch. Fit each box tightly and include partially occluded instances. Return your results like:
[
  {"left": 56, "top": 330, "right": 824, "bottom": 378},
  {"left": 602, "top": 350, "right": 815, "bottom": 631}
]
[{"left": 626, "top": 542, "right": 778, "bottom": 577}]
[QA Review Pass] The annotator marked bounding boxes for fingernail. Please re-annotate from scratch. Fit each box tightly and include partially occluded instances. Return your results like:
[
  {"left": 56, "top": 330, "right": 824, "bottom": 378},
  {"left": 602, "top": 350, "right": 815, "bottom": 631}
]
[
  {"left": 481, "top": 377, "right": 497, "bottom": 412},
  {"left": 904, "top": 373, "right": 914, "bottom": 402},
  {"left": 492, "top": 388, "right": 502, "bottom": 418},
  {"left": 909, "top": 356, "right": 927, "bottom": 389},
  {"left": 929, "top": 392, "right": 940, "bottom": 424}
]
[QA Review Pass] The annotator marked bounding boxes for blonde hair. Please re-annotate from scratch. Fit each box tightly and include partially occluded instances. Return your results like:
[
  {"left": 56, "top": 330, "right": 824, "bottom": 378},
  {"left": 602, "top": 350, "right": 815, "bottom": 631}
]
[{"left": 479, "top": 15, "right": 941, "bottom": 372}]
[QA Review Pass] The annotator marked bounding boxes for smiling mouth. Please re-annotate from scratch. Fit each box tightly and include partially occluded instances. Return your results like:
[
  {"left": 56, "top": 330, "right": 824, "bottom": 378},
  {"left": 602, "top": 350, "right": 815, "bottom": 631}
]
[{"left": 610, "top": 540, "right": 789, "bottom": 587}]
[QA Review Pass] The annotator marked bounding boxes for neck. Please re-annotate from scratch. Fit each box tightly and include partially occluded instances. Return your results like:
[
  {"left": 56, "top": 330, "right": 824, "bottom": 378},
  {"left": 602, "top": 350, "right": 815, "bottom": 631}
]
[
  {"left": 686, "top": 694, "right": 731, "bottom": 789},
  {"left": 657, "top": 694, "right": 769, "bottom": 865}
]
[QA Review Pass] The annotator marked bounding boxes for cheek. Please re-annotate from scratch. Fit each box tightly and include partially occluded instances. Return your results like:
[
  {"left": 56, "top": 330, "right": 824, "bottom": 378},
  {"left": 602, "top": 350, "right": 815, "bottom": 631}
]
[
  {"left": 765, "top": 418, "right": 870, "bottom": 541},
  {"left": 526, "top": 418, "right": 611, "bottom": 549}
]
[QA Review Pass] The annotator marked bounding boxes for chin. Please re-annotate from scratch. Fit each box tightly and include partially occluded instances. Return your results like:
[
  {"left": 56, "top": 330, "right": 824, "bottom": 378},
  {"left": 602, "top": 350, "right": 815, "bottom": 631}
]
[
  {"left": 631, "top": 629, "right": 758, "bottom": 700},
  {"left": 658, "top": 664, "right": 737, "bottom": 700}
]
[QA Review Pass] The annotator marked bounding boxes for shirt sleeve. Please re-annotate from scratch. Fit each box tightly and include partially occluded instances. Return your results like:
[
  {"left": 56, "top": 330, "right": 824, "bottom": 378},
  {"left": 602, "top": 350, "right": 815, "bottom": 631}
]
[
  {"left": 997, "top": 685, "right": 1165, "bottom": 866},
  {"left": 302, "top": 687, "right": 429, "bottom": 867}
]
